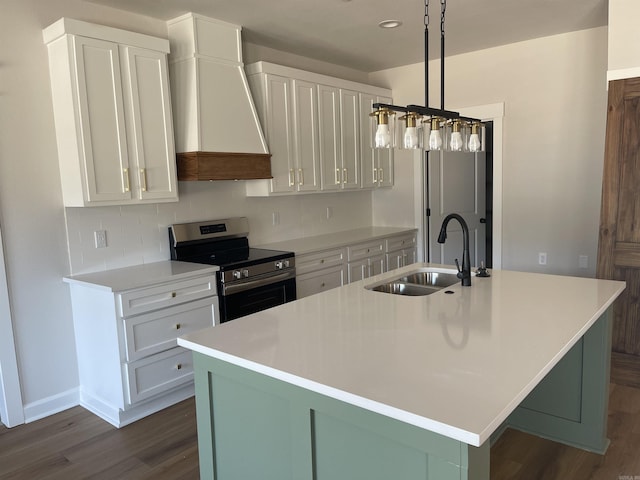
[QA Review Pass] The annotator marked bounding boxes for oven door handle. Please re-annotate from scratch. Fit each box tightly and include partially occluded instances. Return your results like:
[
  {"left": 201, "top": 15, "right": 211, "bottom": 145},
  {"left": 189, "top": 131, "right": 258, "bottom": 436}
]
[{"left": 222, "top": 270, "right": 296, "bottom": 296}]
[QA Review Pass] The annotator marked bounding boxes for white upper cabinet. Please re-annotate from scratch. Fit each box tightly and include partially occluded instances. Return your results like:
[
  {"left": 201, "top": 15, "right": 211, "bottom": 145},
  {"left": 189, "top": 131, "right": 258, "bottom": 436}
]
[
  {"left": 337, "top": 88, "right": 360, "bottom": 190},
  {"left": 247, "top": 72, "right": 320, "bottom": 194},
  {"left": 245, "top": 62, "right": 392, "bottom": 196},
  {"left": 318, "top": 84, "right": 342, "bottom": 191},
  {"left": 43, "top": 18, "right": 177, "bottom": 207},
  {"left": 360, "top": 93, "right": 394, "bottom": 189}
]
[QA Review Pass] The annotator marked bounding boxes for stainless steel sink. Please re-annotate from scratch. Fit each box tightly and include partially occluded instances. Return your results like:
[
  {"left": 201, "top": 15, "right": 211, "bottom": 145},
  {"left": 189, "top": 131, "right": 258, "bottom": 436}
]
[{"left": 365, "top": 268, "right": 459, "bottom": 296}]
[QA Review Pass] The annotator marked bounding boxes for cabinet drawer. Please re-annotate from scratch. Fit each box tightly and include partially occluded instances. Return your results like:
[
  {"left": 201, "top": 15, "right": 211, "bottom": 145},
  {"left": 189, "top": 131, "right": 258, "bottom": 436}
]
[
  {"left": 385, "top": 233, "right": 416, "bottom": 253},
  {"left": 124, "top": 347, "right": 193, "bottom": 404},
  {"left": 348, "top": 240, "right": 384, "bottom": 261},
  {"left": 123, "top": 296, "right": 218, "bottom": 362},
  {"left": 296, "top": 248, "right": 346, "bottom": 275},
  {"left": 296, "top": 265, "right": 345, "bottom": 298},
  {"left": 118, "top": 274, "right": 217, "bottom": 317}
]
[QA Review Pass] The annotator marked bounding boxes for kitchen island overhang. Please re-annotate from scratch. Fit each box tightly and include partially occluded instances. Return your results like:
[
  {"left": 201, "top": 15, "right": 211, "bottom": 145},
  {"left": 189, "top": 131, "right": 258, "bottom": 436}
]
[{"left": 178, "top": 264, "right": 625, "bottom": 479}]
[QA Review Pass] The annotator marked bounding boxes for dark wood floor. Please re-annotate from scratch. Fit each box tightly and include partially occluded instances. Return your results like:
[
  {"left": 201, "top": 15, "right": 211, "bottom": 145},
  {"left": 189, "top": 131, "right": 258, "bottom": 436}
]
[{"left": 2, "top": 383, "right": 640, "bottom": 479}]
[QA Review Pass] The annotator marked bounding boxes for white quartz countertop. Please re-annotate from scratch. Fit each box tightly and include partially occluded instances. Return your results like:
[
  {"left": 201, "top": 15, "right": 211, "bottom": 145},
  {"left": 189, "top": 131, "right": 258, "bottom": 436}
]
[
  {"left": 178, "top": 263, "right": 625, "bottom": 446},
  {"left": 63, "top": 261, "right": 219, "bottom": 292},
  {"left": 256, "top": 226, "right": 418, "bottom": 255}
]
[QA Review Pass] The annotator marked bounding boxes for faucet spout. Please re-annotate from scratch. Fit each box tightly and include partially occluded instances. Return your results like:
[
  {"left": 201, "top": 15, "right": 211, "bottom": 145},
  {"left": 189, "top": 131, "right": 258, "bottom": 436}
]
[{"left": 437, "top": 213, "right": 472, "bottom": 286}]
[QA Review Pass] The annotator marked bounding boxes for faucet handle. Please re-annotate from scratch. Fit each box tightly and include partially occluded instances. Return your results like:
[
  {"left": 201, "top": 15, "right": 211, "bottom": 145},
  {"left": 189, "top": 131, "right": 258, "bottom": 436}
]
[{"left": 454, "top": 258, "right": 463, "bottom": 279}]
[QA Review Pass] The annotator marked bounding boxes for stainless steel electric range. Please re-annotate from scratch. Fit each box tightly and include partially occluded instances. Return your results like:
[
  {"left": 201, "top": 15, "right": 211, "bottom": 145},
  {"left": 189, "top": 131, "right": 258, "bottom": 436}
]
[{"left": 169, "top": 217, "right": 296, "bottom": 323}]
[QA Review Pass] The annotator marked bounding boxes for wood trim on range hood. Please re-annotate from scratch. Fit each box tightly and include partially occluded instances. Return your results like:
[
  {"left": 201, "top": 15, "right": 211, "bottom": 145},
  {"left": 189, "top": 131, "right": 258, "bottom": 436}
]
[{"left": 177, "top": 152, "right": 272, "bottom": 181}]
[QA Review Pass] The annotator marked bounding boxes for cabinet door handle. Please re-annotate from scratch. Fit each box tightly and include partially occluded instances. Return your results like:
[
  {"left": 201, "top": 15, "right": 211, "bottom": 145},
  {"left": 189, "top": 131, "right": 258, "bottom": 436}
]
[
  {"left": 298, "top": 168, "right": 304, "bottom": 186},
  {"left": 335, "top": 168, "right": 341, "bottom": 185},
  {"left": 123, "top": 168, "right": 130, "bottom": 192},
  {"left": 171, "top": 292, "right": 177, "bottom": 298},
  {"left": 321, "top": 282, "right": 325, "bottom": 288},
  {"left": 343, "top": 168, "right": 348, "bottom": 184},
  {"left": 289, "top": 169, "right": 295, "bottom": 187},
  {"left": 373, "top": 168, "right": 378, "bottom": 183},
  {"left": 379, "top": 168, "right": 384, "bottom": 183},
  {"left": 176, "top": 363, "right": 182, "bottom": 370},
  {"left": 139, "top": 168, "right": 147, "bottom": 192},
  {"left": 175, "top": 323, "right": 181, "bottom": 330}
]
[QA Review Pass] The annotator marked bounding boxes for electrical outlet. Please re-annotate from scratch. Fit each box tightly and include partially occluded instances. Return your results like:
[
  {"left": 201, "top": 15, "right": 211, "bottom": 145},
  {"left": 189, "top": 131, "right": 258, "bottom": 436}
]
[
  {"left": 579, "top": 255, "right": 588, "bottom": 269},
  {"left": 94, "top": 230, "right": 107, "bottom": 248},
  {"left": 538, "top": 252, "right": 547, "bottom": 265}
]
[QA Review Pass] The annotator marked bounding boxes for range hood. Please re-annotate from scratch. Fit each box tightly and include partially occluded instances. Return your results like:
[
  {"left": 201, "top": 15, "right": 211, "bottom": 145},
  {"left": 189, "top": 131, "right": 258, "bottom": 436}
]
[{"left": 167, "top": 13, "right": 271, "bottom": 181}]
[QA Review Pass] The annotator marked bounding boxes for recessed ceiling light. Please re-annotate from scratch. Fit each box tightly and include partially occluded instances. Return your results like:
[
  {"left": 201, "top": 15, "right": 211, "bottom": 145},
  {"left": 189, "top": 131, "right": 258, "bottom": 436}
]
[{"left": 378, "top": 20, "right": 402, "bottom": 29}]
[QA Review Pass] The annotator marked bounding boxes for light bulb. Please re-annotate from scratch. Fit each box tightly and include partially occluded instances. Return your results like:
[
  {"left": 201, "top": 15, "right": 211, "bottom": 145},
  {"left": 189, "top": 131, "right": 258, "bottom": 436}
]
[
  {"left": 450, "top": 131, "right": 463, "bottom": 151},
  {"left": 403, "top": 126, "right": 419, "bottom": 149},
  {"left": 468, "top": 133, "right": 481, "bottom": 152},
  {"left": 429, "top": 129, "right": 442, "bottom": 150},
  {"left": 375, "top": 124, "right": 391, "bottom": 148}
]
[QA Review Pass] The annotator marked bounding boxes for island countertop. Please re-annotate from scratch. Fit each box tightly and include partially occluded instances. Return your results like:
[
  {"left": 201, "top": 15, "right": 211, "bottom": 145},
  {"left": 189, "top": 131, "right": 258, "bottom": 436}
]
[{"left": 178, "top": 263, "right": 625, "bottom": 447}]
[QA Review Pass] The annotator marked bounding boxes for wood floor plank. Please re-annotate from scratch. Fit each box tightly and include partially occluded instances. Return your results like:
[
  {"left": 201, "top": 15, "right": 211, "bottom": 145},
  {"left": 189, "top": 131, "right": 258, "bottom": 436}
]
[{"left": 3, "top": 383, "right": 640, "bottom": 479}]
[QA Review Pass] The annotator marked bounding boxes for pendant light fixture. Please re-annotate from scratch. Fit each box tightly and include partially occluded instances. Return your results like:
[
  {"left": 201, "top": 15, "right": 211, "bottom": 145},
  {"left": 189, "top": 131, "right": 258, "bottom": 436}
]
[{"left": 370, "top": 0, "right": 484, "bottom": 152}]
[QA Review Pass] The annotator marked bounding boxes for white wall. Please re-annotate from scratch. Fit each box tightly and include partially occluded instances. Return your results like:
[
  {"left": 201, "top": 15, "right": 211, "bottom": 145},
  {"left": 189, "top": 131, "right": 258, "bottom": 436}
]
[
  {"left": 0, "top": 0, "right": 373, "bottom": 419},
  {"left": 370, "top": 27, "right": 609, "bottom": 277},
  {"left": 608, "top": 0, "right": 640, "bottom": 73}
]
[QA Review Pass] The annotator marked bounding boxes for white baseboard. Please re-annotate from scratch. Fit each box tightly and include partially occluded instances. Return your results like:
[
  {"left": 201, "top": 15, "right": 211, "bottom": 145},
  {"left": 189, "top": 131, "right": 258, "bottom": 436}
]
[
  {"left": 80, "top": 384, "right": 195, "bottom": 428},
  {"left": 23, "top": 387, "right": 80, "bottom": 423}
]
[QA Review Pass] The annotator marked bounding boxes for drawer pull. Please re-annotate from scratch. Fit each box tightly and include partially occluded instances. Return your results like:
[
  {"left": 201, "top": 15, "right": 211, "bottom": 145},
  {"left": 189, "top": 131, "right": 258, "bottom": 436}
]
[
  {"left": 140, "top": 168, "right": 147, "bottom": 192},
  {"left": 171, "top": 292, "right": 177, "bottom": 298},
  {"left": 320, "top": 259, "right": 325, "bottom": 264},
  {"left": 175, "top": 323, "right": 181, "bottom": 330},
  {"left": 321, "top": 282, "right": 325, "bottom": 287},
  {"left": 176, "top": 363, "right": 182, "bottom": 370},
  {"left": 122, "top": 168, "right": 130, "bottom": 192}
]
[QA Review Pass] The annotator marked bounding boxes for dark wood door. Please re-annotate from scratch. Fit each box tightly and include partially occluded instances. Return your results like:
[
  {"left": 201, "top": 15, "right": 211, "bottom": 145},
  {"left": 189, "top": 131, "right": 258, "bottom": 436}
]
[{"left": 597, "top": 76, "right": 640, "bottom": 387}]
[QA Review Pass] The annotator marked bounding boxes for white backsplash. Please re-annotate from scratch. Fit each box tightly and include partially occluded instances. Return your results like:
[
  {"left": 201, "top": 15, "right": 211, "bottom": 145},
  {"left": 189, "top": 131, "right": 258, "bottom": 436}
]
[{"left": 64, "top": 181, "right": 373, "bottom": 275}]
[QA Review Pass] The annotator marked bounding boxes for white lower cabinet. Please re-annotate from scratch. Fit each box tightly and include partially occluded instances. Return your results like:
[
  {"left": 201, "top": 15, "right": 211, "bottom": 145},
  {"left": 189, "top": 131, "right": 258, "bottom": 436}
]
[
  {"left": 287, "top": 231, "right": 418, "bottom": 298},
  {"left": 296, "top": 248, "right": 347, "bottom": 299},
  {"left": 385, "top": 234, "right": 418, "bottom": 271},
  {"left": 66, "top": 267, "right": 219, "bottom": 427},
  {"left": 347, "top": 239, "right": 385, "bottom": 282}
]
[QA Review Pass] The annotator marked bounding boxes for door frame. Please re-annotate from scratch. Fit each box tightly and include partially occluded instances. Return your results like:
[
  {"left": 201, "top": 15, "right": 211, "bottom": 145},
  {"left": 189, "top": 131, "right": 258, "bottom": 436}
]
[
  {"left": 0, "top": 225, "right": 24, "bottom": 427},
  {"left": 417, "top": 102, "right": 504, "bottom": 269}
]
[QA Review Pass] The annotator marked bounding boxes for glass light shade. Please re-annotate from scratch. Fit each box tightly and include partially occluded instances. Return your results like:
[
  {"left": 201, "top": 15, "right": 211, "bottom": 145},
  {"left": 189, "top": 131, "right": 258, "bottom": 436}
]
[
  {"left": 399, "top": 112, "right": 423, "bottom": 150},
  {"left": 449, "top": 120, "right": 464, "bottom": 152},
  {"left": 427, "top": 117, "right": 444, "bottom": 151},
  {"left": 467, "top": 122, "right": 484, "bottom": 152},
  {"left": 369, "top": 108, "right": 396, "bottom": 149}
]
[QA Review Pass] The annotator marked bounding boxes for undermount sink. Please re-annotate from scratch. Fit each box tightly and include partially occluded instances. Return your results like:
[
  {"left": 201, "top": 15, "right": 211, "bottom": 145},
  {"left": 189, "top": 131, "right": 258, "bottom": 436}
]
[{"left": 365, "top": 268, "right": 460, "bottom": 296}]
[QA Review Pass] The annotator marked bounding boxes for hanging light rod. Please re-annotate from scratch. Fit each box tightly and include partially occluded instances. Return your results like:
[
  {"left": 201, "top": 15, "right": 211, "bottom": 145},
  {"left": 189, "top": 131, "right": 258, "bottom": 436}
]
[{"left": 370, "top": 0, "right": 484, "bottom": 152}]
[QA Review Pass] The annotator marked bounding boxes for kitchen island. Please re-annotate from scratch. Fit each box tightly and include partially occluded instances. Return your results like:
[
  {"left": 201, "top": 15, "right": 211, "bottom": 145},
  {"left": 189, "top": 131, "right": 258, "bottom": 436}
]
[{"left": 178, "top": 264, "right": 625, "bottom": 479}]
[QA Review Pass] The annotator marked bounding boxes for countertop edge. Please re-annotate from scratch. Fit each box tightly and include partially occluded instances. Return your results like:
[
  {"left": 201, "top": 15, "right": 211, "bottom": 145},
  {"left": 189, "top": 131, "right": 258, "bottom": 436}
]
[
  {"left": 177, "top": 336, "right": 481, "bottom": 446},
  {"left": 63, "top": 260, "right": 219, "bottom": 292}
]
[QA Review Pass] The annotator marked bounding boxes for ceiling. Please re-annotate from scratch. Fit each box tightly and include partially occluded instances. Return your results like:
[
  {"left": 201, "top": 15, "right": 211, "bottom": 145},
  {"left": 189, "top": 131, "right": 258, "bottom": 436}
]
[{"left": 84, "top": 0, "right": 608, "bottom": 72}]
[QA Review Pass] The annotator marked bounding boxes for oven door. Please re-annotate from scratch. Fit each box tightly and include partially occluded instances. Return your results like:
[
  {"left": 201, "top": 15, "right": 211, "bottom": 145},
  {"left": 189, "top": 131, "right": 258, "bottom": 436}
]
[{"left": 219, "top": 270, "right": 296, "bottom": 322}]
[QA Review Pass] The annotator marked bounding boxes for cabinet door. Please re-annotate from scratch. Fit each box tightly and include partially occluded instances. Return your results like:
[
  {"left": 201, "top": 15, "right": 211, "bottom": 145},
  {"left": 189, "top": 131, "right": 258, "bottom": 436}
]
[
  {"left": 292, "top": 79, "right": 320, "bottom": 192},
  {"left": 318, "top": 84, "right": 342, "bottom": 191},
  {"left": 348, "top": 258, "right": 369, "bottom": 283},
  {"left": 296, "top": 265, "right": 346, "bottom": 298},
  {"left": 121, "top": 46, "right": 178, "bottom": 201},
  {"left": 370, "top": 255, "right": 386, "bottom": 277},
  {"left": 340, "top": 89, "right": 360, "bottom": 189},
  {"left": 264, "top": 74, "right": 295, "bottom": 193},
  {"left": 73, "top": 36, "right": 132, "bottom": 203},
  {"left": 359, "top": 93, "right": 377, "bottom": 189}
]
